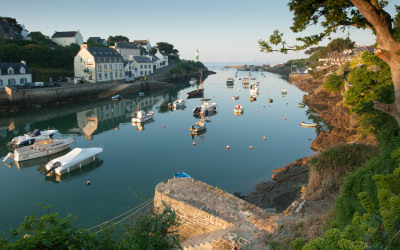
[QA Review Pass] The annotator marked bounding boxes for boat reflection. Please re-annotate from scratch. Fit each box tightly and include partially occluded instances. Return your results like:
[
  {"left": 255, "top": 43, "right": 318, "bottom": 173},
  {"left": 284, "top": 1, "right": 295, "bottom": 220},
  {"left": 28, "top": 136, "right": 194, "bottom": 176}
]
[
  {"left": 45, "top": 158, "right": 104, "bottom": 183},
  {"left": 132, "top": 119, "right": 155, "bottom": 131}
]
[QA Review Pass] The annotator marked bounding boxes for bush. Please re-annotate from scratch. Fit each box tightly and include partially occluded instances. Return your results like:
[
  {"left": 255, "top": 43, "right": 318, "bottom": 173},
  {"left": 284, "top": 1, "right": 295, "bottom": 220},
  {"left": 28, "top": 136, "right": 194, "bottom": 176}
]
[{"left": 323, "top": 74, "right": 344, "bottom": 92}]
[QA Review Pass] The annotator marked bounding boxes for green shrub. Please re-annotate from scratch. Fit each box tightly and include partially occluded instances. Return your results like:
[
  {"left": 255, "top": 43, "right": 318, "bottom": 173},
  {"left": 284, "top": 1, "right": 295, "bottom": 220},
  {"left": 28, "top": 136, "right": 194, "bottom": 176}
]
[
  {"left": 323, "top": 74, "right": 344, "bottom": 92},
  {"left": 292, "top": 238, "right": 305, "bottom": 249}
]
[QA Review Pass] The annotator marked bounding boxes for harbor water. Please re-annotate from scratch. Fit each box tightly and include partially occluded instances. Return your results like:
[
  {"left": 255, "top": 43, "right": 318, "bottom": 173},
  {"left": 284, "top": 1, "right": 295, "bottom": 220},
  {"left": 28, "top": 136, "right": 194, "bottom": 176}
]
[{"left": 0, "top": 66, "right": 320, "bottom": 232}]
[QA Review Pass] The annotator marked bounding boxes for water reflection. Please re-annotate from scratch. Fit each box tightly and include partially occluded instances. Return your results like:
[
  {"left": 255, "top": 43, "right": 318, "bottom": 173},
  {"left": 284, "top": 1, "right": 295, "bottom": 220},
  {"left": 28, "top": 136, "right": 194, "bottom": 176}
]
[{"left": 132, "top": 119, "right": 155, "bottom": 131}]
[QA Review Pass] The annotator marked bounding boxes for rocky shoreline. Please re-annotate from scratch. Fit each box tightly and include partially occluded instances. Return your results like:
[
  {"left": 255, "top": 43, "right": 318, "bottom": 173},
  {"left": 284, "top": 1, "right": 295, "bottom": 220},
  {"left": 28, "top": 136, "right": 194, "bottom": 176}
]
[{"left": 243, "top": 74, "right": 374, "bottom": 212}]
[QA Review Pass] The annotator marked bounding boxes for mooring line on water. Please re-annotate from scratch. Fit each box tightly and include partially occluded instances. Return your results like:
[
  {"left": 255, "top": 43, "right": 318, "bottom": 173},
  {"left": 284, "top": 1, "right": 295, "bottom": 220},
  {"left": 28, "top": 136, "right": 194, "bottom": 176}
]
[
  {"left": 86, "top": 197, "right": 154, "bottom": 232},
  {"left": 93, "top": 198, "right": 154, "bottom": 234}
]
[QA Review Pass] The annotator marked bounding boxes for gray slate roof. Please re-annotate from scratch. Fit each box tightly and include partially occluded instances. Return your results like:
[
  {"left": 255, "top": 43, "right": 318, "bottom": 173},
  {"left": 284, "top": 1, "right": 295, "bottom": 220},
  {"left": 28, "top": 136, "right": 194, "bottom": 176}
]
[
  {"left": 52, "top": 31, "right": 78, "bottom": 38},
  {"left": 133, "top": 56, "right": 152, "bottom": 63},
  {"left": 115, "top": 42, "right": 138, "bottom": 49},
  {"left": 87, "top": 47, "right": 123, "bottom": 58},
  {"left": 0, "top": 62, "right": 31, "bottom": 75}
]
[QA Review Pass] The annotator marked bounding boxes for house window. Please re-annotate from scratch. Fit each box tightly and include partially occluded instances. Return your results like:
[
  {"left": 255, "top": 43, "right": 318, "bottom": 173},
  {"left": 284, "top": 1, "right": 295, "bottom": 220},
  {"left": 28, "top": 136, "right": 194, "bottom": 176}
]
[
  {"left": 148, "top": 70, "right": 151, "bottom": 75},
  {"left": 119, "top": 65, "right": 122, "bottom": 70},
  {"left": 8, "top": 68, "right": 14, "bottom": 75},
  {"left": 135, "top": 51, "right": 137, "bottom": 55},
  {"left": 0, "top": 80, "right": 2, "bottom": 86},
  {"left": 20, "top": 67, "right": 25, "bottom": 74},
  {"left": 120, "top": 72, "right": 122, "bottom": 78},
  {"left": 129, "top": 50, "right": 132, "bottom": 55},
  {"left": 98, "top": 65, "right": 101, "bottom": 72},
  {"left": 105, "top": 73, "right": 108, "bottom": 79},
  {"left": 104, "top": 65, "right": 107, "bottom": 72},
  {"left": 20, "top": 78, "right": 27, "bottom": 84},
  {"left": 124, "top": 51, "right": 127, "bottom": 55},
  {"left": 98, "top": 74, "right": 102, "bottom": 80},
  {"left": 115, "top": 72, "right": 117, "bottom": 78},
  {"left": 140, "top": 71, "right": 143, "bottom": 76},
  {"left": 114, "top": 64, "right": 117, "bottom": 70},
  {"left": 140, "top": 65, "right": 143, "bottom": 69},
  {"left": 144, "top": 65, "right": 147, "bottom": 69},
  {"left": 124, "top": 56, "right": 127, "bottom": 60},
  {"left": 109, "top": 65, "right": 112, "bottom": 72},
  {"left": 8, "top": 78, "right": 15, "bottom": 85}
]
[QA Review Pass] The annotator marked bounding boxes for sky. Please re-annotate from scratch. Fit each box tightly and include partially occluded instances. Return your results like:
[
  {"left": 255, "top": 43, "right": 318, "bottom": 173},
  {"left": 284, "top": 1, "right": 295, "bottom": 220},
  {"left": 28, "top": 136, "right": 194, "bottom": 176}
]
[{"left": 1, "top": 0, "right": 396, "bottom": 63}]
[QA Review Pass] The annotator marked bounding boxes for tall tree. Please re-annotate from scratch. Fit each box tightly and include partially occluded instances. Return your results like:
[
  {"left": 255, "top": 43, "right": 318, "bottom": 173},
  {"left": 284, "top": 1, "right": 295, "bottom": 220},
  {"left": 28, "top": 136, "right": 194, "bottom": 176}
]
[
  {"left": 156, "top": 42, "right": 179, "bottom": 56},
  {"left": 107, "top": 35, "right": 129, "bottom": 46},
  {"left": 259, "top": 2, "right": 400, "bottom": 125}
]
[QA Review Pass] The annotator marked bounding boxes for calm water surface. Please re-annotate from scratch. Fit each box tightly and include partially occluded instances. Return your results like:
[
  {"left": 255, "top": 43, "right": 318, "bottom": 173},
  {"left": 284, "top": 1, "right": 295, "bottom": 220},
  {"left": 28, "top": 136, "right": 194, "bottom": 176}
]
[{"left": 0, "top": 67, "right": 320, "bottom": 232}]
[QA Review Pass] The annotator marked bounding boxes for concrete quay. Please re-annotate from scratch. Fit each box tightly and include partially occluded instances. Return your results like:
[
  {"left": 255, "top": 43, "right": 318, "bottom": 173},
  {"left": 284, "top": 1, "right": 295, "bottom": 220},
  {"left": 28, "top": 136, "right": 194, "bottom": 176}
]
[{"left": 154, "top": 177, "right": 280, "bottom": 249}]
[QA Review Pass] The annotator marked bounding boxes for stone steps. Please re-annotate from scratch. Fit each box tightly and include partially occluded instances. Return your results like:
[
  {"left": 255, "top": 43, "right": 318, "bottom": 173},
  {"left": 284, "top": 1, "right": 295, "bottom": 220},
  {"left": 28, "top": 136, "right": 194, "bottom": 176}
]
[{"left": 181, "top": 227, "right": 233, "bottom": 250}]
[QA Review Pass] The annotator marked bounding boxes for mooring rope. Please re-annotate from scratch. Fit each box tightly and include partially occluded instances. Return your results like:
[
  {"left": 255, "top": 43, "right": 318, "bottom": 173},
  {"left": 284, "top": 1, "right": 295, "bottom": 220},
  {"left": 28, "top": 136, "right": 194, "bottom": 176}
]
[{"left": 86, "top": 197, "right": 154, "bottom": 232}]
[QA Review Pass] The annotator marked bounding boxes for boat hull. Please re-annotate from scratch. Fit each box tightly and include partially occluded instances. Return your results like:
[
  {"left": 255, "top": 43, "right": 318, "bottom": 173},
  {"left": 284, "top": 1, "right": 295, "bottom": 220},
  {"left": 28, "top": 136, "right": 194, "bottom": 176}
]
[{"left": 14, "top": 138, "right": 74, "bottom": 162}]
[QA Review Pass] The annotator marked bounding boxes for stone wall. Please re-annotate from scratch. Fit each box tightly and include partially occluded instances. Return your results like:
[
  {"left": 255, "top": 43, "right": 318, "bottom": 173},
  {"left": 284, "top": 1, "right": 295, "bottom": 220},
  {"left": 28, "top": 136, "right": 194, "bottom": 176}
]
[
  {"left": 289, "top": 73, "right": 313, "bottom": 81},
  {"left": 154, "top": 190, "right": 233, "bottom": 238},
  {"left": 5, "top": 82, "right": 116, "bottom": 104}
]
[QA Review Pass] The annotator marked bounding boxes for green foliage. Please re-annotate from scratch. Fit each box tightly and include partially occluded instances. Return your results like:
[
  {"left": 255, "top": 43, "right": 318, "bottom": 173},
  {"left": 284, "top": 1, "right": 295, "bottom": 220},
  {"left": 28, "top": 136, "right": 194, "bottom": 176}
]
[
  {"left": 156, "top": 42, "right": 179, "bottom": 56},
  {"left": 323, "top": 74, "right": 344, "bottom": 92},
  {"left": 169, "top": 61, "right": 205, "bottom": 74},
  {"left": 118, "top": 204, "right": 181, "bottom": 249},
  {"left": 0, "top": 203, "right": 181, "bottom": 249},
  {"left": 292, "top": 238, "right": 305, "bottom": 249},
  {"left": 106, "top": 35, "right": 129, "bottom": 46},
  {"left": 310, "top": 143, "right": 378, "bottom": 174}
]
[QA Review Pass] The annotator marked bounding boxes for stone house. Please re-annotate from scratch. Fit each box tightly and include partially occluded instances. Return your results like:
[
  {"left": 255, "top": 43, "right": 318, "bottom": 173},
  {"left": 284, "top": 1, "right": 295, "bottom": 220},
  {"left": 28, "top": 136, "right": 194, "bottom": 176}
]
[
  {"left": 51, "top": 30, "right": 84, "bottom": 46},
  {"left": 74, "top": 45, "right": 124, "bottom": 83},
  {"left": 132, "top": 56, "right": 153, "bottom": 77},
  {"left": 133, "top": 39, "right": 151, "bottom": 51},
  {"left": 0, "top": 61, "right": 32, "bottom": 88},
  {"left": 112, "top": 42, "right": 141, "bottom": 61},
  {"left": 156, "top": 51, "right": 168, "bottom": 68}
]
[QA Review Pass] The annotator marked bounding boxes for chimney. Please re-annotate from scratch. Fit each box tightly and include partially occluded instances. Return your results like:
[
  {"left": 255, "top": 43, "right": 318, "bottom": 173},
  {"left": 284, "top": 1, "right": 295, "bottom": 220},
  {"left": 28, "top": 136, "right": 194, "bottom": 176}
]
[
  {"left": 80, "top": 44, "right": 88, "bottom": 49},
  {"left": 20, "top": 60, "right": 26, "bottom": 65}
]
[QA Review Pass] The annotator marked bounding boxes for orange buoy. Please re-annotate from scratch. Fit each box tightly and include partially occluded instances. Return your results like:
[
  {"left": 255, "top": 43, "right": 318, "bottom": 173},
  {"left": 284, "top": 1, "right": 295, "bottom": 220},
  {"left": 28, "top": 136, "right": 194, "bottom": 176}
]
[
  {"left": 284, "top": 117, "right": 286, "bottom": 120},
  {"left": 257, "top": 110, "right": 259, "bottom": 112},
  {"left": 193, "top": 142, "right": 196, "bottom": 146},
  {"left": 163, "top": 125, "right": 165, "bottom": 128},
  {"left": 226, "top": 145, "right": 230, "bottom": 150},
  {"left": 250, "top": 146, "right": 253, "bottom": 150},
  {"left": 86, "top": 181, "right": 91, "bottom": 185},
  {"left": 263, "top": 136, "right": 266, "bottom": 140},
  {"left": 268, "top": 105, "right": 270, "bottom": 107},
  {"left": 263, "top": 106, "right": 265, "bottom": 108}
]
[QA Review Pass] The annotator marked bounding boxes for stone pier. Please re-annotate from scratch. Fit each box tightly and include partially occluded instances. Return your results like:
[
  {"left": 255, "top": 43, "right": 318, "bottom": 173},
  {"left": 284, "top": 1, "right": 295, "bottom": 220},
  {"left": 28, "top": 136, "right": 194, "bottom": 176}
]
[{"left": 154, "top": 178, "right": 280, "bottom": 249}]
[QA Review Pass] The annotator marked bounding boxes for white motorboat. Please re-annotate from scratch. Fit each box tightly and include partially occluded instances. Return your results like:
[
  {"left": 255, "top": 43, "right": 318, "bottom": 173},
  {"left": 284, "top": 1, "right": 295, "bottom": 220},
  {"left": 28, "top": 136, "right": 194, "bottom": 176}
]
[
  {"left": 281, "top": 88, "right": 287, "bottom": 94},
  {"left": 132, "top": 110, "right": 155, "bottom": 123},
  {"left": 193, "top": 102, "right": 218, "bottom": 116},
  {"left": 250, "top": 83, "right": 259, "bottom": 94},
  {"left": 172, "top": 98, "right": 185, "bottom": 108},
  {"left": 242, "top": 77, "right": 250, "bottom": 84},
  {"left": 8, "top": 129, "right": 58, "bottom": 148},
  {"left": 189, "top": 78, "right": 197, "bottom": 85},
  {"left": 234, "top": 105, "right": 244, "bottom": 113},
  {"left": 299, "top": 122, "right": 317, "bottom": 127},
  {"left": 226, "top": 77, "right": 234, "bottom": 85},
  {"left": 45, "top": 147, "right": 103, "bottom": 176},
  {"left": 5, "top": 137, "right": 74, "bottom": 162}
]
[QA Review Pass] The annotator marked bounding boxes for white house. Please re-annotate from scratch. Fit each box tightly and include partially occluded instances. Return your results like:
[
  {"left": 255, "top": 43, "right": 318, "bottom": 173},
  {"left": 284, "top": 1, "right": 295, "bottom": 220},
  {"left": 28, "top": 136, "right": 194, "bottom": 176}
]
[
  {"left": 0, "top": 61, "right": 32, "bottom": 88},
  {"left": 112, "top": 42, "right": 140, "bottom": 61},
  {"left": 74, "top": 45, "right": 124, "bottom": 83},
  {"left": 148, "top": 54, "right": 161, "bottom": 69},
  {"left": 133, "top": 39, "right": 151, "bottom": 51},
  {"left": 51, "top": 30, "right": 83, "bottom": 46},
  {"left": 132, "top": 56, "right": 153, "bottom": 77},
  {"left": 156, "top": 51, "right": 168, "bottom": 68}
]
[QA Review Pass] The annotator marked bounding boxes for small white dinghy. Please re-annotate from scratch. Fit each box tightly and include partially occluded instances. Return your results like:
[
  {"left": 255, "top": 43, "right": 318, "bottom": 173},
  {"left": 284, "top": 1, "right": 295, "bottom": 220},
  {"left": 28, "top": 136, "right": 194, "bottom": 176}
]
[
  {"left": 299, "top": 122, "right": 317, "bottom": 127},
  {"left": 45, "top": 147, "right": 103, "bottom": 176},
  {"left": 172, "top": 98, "right": 185, "bottom": 108}
]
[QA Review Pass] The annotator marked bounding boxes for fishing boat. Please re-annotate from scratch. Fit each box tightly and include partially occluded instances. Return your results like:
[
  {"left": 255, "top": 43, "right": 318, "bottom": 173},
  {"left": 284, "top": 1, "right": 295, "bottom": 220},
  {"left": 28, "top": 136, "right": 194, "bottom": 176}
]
[
  {"left": 188, "top": 71, "right": 204, "bottom": 97},
  {"left": 189, "top": 117, "right": 206, "bottom": 133},
  {"left": 281, "top": 88, "right": 287, "bottom": 94},
  {"left": 132, "top": 110, "right": 154, "bottom": 123},
  {"left": 111, "top": 94, "right": 122, "bottom": 101},
  {"left": 189, "top": 77, "right": 197, "bottom": 85},
  {"left": 193, "top": 102, "right": 218, "bottom": 116},
  {"left": 171, "top": 98, "right": 185, "bottom": 108},
  {"left": 299, "top": 122, "right": 317, "bottom": 127},
  {"left": 174, "top": 172, "right": 191, "bottom": 178},
  {"left": 249, "top": 96, "right": 256, "bottom": 102},
  {"left": 44, "top": 147, "right": 103, "bottom": 176},
  {"left": 242, "top": 77, "right": 250, "bottom": 84},
  {"left": 8, "top": 129, "right": 58, "bottom": 148},
  {"left": 4, "top": 137, "right": 74, "bottom": 162},
  {"left": 250, "top": 84, "right": 259, "bottom": 94},
  {"left": 226, "top": 77, "right": 234, "bottom": 85},
  {"left": 232, "top": 96, "right": 239, "bottom": 100},
  {"left": 234, "top": 105, "right": 244, "bottom": 113},
  {"left": 268, "top": 98, "right": 273, "bottom": 103}
]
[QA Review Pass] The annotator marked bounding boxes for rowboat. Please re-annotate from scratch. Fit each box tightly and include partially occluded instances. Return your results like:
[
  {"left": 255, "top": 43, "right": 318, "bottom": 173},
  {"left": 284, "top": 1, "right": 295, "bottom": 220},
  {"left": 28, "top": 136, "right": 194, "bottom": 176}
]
[
  {"left": 299, "top": 122, "right": 317, "bottom": 127},
  {"left": 174, "top": 172, "right": 191, "bottom": 178}
]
